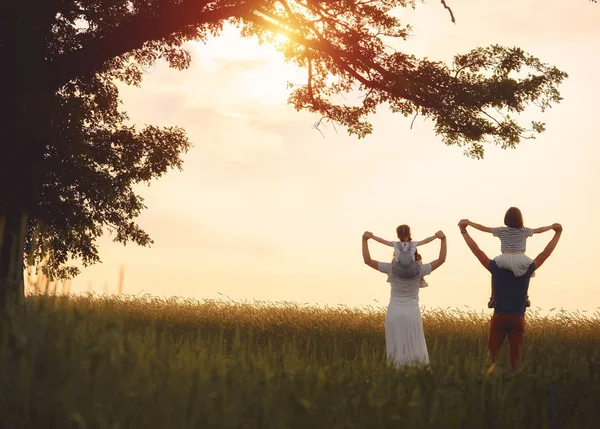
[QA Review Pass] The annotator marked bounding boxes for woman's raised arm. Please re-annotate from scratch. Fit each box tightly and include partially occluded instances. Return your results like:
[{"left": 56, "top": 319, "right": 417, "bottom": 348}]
[
  {"left": 362, "top": 232, "right": 380, "bottom": 270},
  {"left": 429, "top": 231, "right": 447, "bottom": 271}
]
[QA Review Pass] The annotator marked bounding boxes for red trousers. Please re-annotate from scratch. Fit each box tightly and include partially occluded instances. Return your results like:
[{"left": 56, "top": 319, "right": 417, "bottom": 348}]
[{"left": 488, "top": 312, "right": 525, "bottom": 370}]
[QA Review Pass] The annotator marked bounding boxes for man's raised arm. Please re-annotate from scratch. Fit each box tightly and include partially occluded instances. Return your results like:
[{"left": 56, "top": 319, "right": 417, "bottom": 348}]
[
  {"left": 533, "top": 223, "right": 563, "bottom": 270},
  {"left": 458, "top": 219, "right": 491, "bottom": 268}
]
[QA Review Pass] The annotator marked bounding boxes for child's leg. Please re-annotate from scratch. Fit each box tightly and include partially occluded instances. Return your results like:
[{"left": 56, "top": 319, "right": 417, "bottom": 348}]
[{"left": 496, "top": 253, "right": 533, "bottom": 277}]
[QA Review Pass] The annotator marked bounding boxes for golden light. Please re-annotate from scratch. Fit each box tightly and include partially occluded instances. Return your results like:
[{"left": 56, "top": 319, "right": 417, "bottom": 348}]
[
  {"left": 273, "top": 32, "right": 289, "bottom": 44},
  {"left": 191, "top": 25, "right": 305, "bottom": 107}
]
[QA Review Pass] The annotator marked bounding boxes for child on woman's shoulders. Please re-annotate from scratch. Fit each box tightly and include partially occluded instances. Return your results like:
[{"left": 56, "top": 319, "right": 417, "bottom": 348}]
[{"left": 371, "top": 224, "right": 438, "bottom": 287}]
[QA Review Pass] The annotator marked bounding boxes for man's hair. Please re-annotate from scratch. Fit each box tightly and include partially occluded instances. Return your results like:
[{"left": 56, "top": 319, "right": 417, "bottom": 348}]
[
  {"left": 396, "top": 224, "right": 411, "bottom": 241},
  {"left": 504, "top": 207, "right": 524, "bottom": 229}
]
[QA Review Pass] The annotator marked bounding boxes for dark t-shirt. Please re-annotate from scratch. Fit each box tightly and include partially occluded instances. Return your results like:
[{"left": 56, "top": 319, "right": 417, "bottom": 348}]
[{"left": 487, "top": 260, "right": 536, "bottom": 317}]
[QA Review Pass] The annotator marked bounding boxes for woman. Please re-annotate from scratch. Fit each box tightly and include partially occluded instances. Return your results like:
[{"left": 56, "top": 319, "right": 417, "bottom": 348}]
[
  {"left": 362, "top": 229, "right": 447, "bottom": 368},
  {"left": 393, "top": 249, "right": 428, "bottom": 288}
]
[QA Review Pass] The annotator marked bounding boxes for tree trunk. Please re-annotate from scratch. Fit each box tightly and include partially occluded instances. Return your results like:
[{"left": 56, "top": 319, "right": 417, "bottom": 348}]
[
  {"left": 0, "top": 211, "right": 27, "bottom": 312},
  {"left": 0, "top": 108, "right": 31, "bottom": 314},
  {"left": 0, "top": 92, "right": 34, "bottom": 315},
  {"left": 0, "top": 2, "right": 47, "bottom": 316}
]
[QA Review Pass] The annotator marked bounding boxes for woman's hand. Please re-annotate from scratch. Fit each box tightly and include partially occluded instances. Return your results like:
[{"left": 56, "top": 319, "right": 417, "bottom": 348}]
[
  {"left": 552, "top": 223, "right": 563, "bottom": 233},
  {"left": 430, "top": 230, "right": 448, "bottom": 271},
  {"left": 458, "top": 219, "right": 469, "bottom": 229},
  {"left": 363, "top": 231, "right": 373, "bottom": 240}
]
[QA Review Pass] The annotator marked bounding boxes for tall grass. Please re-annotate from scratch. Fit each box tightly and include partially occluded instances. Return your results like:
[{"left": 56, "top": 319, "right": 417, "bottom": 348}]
[{"left": 1, "top": 293, "right": 599, "bottom": 429}]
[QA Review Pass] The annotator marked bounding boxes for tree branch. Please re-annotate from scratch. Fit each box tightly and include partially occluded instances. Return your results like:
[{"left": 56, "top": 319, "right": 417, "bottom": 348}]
[
  {"left": 440, "top": 0, "right": 456, "bottom": 24},
  {"left": 410, "top": 112, "right": 418, "bottom": 129},
  {"left": 259, "top": 2, "right": 393, "bottom": 88},
  {"left": 307, "top": 56, "right": 314, "bottom": 99},
  {"left": 45, "top": 0, "right": 258, "bottom": 92},
  {"left": 479, "top": 107, "right": 502, "bottom": 127},
  {"left": 249, "top": 10, "right": 372, "bottom": 86}
]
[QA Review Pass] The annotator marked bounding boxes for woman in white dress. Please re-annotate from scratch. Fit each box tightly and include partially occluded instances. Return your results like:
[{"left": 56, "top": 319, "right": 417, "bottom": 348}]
[{"left": 362, "top": 229, "right": 447, "bottom": 368}]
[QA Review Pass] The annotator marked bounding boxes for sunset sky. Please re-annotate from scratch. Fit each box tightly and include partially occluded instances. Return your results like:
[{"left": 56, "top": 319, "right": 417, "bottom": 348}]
[{"left": 63, "top": 0, "right": 599, "bottom": 315}]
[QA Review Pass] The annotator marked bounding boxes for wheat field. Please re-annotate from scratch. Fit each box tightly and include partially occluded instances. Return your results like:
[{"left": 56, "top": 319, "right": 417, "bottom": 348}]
[{"left": 1, "top": 292, "right": 599, "bottom": 429}]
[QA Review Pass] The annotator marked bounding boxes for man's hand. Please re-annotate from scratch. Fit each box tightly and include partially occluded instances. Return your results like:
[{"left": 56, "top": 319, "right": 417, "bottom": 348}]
[
  {"left": 458, "top": 220, "right": 490, "bottom": 268},
  {"left": 435, "top": 230, "right": 446, "bottom": 239},
  {"left": 363, "top": 231, "right": 373, "bottom": 240},
  {"left": 552, "top": 223, "right": 563, "bottom": 233}
]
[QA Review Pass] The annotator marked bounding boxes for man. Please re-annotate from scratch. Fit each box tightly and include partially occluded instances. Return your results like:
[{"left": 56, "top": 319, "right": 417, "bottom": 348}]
[{"left": 457, "top": 219, "right": 563, "bottom": 371}]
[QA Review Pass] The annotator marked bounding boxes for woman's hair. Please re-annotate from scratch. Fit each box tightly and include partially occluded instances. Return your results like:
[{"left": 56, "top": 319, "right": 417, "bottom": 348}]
[
  {"left": 396, "top": 224, "right": 411, "bottom": 241},
  {"left": 504, "top": 207, "right": 524, "bottom": 229}
]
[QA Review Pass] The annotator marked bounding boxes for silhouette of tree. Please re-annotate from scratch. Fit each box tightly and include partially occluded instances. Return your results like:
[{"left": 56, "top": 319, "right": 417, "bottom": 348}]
[{"left": 0, "top": 0, "right": 571, "bottom": 310}]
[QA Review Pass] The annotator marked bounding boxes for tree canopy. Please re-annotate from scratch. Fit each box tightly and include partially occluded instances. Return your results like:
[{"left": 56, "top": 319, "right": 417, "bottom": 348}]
[{"left": 0, "top": 0, "right": 570, "bottom": 288}]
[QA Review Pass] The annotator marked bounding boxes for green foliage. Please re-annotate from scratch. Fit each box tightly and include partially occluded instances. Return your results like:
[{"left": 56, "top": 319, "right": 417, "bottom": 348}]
[
  {"left": 24, "top": 81, "right": 190, "bottom": 278},
  {"left": 1, "top": 0, "right": 571, "bottom": 279},
  {"left": 5, "top": 1, "right": 196, "bottom": 279},
  {"left": 1, "top": 294, "right": 599, "bottom": 428},
  {"left": 246, "top": 1, "right": 568, "bottom": 158}
]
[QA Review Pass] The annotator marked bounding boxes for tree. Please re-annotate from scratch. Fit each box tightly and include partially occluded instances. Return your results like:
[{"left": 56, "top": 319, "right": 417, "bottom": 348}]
[{"left": 0, "top": 0, "right": 569, "bottom": 311}]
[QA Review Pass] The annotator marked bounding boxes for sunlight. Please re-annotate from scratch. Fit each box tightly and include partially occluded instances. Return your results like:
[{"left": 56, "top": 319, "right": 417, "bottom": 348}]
[
  {"left": 189, "top": 24, "right": 305, "bottom": 108},
  {"left": 240, "top": 60, "right": 303, "bottom": 106},
  {"left": 91, "top": 0, "right": 600, "bottom": 318},
  {"left": 224, "top": 112, "right": 244, "bottom": 118},
  {"left": 273, "top": 32, "right": 289, "bottom": 44}
]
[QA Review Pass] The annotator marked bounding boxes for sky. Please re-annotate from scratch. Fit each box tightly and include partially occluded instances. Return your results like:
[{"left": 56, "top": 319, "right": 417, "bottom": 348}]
[{"left": 51, "top": 0, "right": 600, "bottom": 316}]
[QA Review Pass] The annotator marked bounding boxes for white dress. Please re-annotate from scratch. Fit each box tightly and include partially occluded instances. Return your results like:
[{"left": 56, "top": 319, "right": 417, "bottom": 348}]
[{"left": 377, "top": 262, "right": 432, "bottom": 368}]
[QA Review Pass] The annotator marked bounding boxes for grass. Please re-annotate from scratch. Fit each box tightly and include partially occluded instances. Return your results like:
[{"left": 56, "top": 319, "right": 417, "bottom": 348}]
[{"left": 1, "top": 293, "right": 599, "bottom": 429}]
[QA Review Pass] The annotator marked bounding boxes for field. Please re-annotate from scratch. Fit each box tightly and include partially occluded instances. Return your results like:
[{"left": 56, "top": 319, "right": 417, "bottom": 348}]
[{"left": 1, "top": 293, "right": 599, "bottom": 429}]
